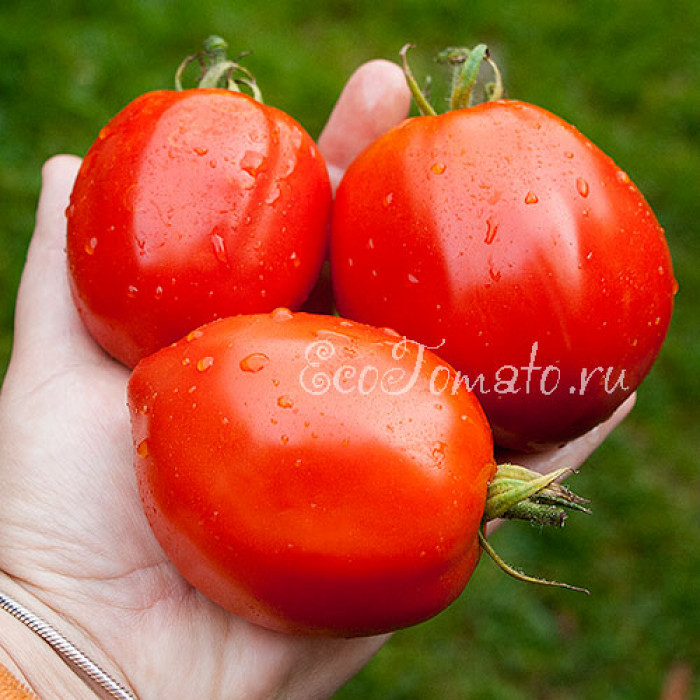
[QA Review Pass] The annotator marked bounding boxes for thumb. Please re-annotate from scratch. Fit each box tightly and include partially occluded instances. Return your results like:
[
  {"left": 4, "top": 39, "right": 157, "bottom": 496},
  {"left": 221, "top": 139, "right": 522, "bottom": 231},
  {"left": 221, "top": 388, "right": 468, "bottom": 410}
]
[
  {"left": 318, "top": 59, "right": 411, "bottom": 191},
  {"left": 8, "top": 155, "right": 112, "bottom": 383}
]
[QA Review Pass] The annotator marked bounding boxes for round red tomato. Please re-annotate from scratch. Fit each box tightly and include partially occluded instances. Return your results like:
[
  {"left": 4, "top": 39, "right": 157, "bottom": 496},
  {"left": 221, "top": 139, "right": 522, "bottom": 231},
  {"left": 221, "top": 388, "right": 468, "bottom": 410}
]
[
  {"left": 67, "top": 88, "right": 331, "bottom": 367},
  {"left": 128, "top": 310, "right": 496, "bottom": 636},
  {"left": 331, "top": 99, "right": 675, "bottom": 451}
]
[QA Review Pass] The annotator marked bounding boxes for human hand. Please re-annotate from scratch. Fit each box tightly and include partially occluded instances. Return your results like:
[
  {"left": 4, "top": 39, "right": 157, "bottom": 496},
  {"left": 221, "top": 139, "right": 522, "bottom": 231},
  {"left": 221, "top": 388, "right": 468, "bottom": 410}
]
[{"left": 0, "top": 59, "right": 632, "bottom": 700}]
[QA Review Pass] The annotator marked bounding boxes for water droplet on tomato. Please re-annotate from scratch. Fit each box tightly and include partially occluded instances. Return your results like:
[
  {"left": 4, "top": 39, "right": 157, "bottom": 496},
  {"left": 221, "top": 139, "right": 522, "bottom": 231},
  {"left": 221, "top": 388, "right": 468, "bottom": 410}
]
[
  {"left": 238, "top": 352, "right": 269, "bottom": 374},
  {"left": 265, "top": 184, "right": 281, "bottom": 204},
  {"left": 154, "top": 285, "right": 164, "bottom": 300},
  {"left": 211, "top": 233, "right": 228, "bottom": 264},
  {"left": 576, "top": 177, "right": 590, "bottom": 198},
  {"left": 136, "top": 439, "right": 149, "bottom": 458},
  {"left": 277, "top": 395, "right": 294, "bottom": 409},
  {"left": 382, "top": 192, "right": 394, "bottom": 207},
  {"left": 290, "top": 251, "right": 301, "bottom": 268},
  {"left": 193, "top": 146, "right": 209, "bottom": 156},
  {"left": 564, "top": 151, "right": 574, "bottom": 159},
  {"left": 280, "top": 434, "right": 290, "bottom": 445},
  {"left": 430, "top": 162, "right": 446, "bottom": 175},
  {"left": 484, "top": 218, "right": 499, "bottom": 245},
  {"left": 84, "top": 237, "right": 98, "bottom": 255},
  {"left": 240, "top": 150, "right": 266, "bottom": 177},
  {"left": 381, "top": 327, "right": 402, "bottom": 338},
  {"left": 524, "top": 191, "right": 539, "bottom": 204},
  {"left": 271, "top": 307, "right": 293, "bottom": 322},
  {"left": 126, "top": 284, "right": 139, "bottom": 298},
  {"left": 431, "top": 441, "right": 446, "bottom": 465},
  {"left": 367, "top": 238, "right": 375, "bottom": 250},
  {"left": 616, "top": 170, "right": 630, "bottom": 184},
  {"left": 488, "top": 265, "right": 502, "bottom": 282},
  {"left": 182, "top": 357, "right": 191, "bottom": 366},
  {"left": 186, "top": 329, "right": 204, "bottom": 342},
  {"left": 196, "top": 356, "right": 214, "bottom": 372}
]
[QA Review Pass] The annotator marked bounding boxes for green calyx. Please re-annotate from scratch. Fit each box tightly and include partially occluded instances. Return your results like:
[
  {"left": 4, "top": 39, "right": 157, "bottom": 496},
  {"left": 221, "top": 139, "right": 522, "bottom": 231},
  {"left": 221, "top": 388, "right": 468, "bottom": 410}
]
[
  {"left": 400, "top": 42, "right": 504, "bottom": 116},
  {"left": 175, "top": 35, "right": 263, "bottom": 102},
  {"left": 479, "top": 464, "right": 591, "bottom": 594}
]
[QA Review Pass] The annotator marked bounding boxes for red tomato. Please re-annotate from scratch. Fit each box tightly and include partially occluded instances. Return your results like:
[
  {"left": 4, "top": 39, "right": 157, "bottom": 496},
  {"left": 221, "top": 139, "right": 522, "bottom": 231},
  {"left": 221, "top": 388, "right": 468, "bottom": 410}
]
[
  {"left": 128, "top": 310, "right": 496, "bottom": 636},
  {"left": 67, "top": 88, "right": 331, "bottom": 367},
  {"left": 331, "top": 99, "right": 676, "bottom": 451}
]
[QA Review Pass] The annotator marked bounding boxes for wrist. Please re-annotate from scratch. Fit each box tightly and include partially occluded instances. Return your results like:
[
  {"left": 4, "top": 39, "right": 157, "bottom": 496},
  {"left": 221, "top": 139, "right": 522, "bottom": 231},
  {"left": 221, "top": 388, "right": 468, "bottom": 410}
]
[{"left": 0, "top": 571, "right": 127, "bottom": 699}]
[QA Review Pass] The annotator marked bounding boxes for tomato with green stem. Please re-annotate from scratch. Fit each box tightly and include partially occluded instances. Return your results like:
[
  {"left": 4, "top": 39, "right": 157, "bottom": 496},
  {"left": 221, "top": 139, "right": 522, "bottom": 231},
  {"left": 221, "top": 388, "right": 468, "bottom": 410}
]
[
  {"left": 330, "top": 44, "right": 676, "bottom": 451},
  {"left": 128, "top": 309, "right": 589, "bottom": 637},
  {"left": 67, "top": 37, "right": 331, "bottom": 367}
]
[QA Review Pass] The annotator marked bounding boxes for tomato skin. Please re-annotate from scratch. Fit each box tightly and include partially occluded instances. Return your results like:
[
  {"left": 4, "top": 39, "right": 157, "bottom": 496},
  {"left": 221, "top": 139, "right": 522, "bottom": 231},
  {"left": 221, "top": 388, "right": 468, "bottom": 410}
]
[
  {"left": 128, "top": 310, "right": 495, "bottom": 636},
  {"left": 331, "top": 100, "right": 675, "bottom": 451},
  {"left": 67, "top": 89, "right": 331, "bottom": 367}
]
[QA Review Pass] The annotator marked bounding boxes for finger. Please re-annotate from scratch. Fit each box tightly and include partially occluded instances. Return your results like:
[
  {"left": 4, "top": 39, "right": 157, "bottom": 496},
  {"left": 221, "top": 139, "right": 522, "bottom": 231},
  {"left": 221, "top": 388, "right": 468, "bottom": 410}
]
[
  {"left": 9, "top": 155, "right": 110, "bottom": 378},
  {"left": 496, "top": 394, "right": 637, "bottom": 474},
  {"left": 318, "top": 59, "right": 411, "bottom": 191}
]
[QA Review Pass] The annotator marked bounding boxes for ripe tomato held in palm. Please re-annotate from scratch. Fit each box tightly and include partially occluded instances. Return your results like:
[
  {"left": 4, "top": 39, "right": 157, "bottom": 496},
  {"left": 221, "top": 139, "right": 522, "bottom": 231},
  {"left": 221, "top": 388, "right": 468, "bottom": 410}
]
[
  {"left": 128, "top": 309, "right": 589, "bottom": 636},
  {"left": 330, "top": 45, "right": 676, "bottom": 451},
  {"left": 67, "top": 38, "right": 331, "bottom": 368}
]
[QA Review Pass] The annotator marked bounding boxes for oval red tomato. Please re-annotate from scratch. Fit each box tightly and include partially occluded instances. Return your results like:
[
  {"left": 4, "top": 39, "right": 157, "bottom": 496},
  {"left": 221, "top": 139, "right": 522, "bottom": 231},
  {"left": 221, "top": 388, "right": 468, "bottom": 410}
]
[
  {"left": 67, "top": 88, "right": 331, "bottom": 367},
  {"left": 128, "top": 310, "right": 496, "bottom": 636},
  {"left": 331, "top": 99, "right": 675, "bottom": 450}
]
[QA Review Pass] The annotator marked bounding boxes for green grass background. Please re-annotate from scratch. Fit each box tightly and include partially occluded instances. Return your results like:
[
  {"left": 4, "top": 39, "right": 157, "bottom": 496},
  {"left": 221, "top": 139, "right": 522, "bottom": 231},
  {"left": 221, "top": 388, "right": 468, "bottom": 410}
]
[{"left": 1, "top": 1, "right": 698, "bottom": 698}]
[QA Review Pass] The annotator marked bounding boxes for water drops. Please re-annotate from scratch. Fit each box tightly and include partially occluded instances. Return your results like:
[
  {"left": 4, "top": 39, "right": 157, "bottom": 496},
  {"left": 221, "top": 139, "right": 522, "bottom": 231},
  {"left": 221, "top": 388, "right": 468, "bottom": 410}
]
[
  {"left": 280, "top": 434, "right": 290, "bottom": 445},
  {"left": 277, "top": 395, "right": 294, "bottom": 409},
  {"left": 154, "top": 285, "right": 164, "bottom": 300},
  {"left": 193, "top": 146, "right": 209, "bottom": 156},
  {"left": 271, "top": 307, "right": 293, "bottom": 322},
  {"left": 196, "top": 356, "right": 214, "bottom": 372},
  {"left": 290, "top": 251, "right": 301, "bottom": 268},
  {"left": 488, "top": 265, "right": 502, "bottom": 282},
  {"left": 524, "top": 191, "right": 539, "bottom": 205},
  {"left": 407, "top": 273, "right": 419, "bottom": 284},
  {"left": 136, "top": 439, "right": 149, "bottom": 458},
  {"left": 186, "top": 329, "right": 204, "bottom": 342},
  {"left": 211, "top": 233, "right": 228, "bottom": 264},
  {"left": 265, "top": 184, "right": 281, "bottom": 204},
  {"left": 431, "top": 441, "right": 447, "bottom": 465},
  {"left": 240, "top": 150, "right": 266, "bottom": 177},
  {"left": 430, "top": 162, "right": 446, "bottom": 175},
  {"left": 126, "top": 284, "right": 139, "bottom": 299},
  {"left": 616, "top": 170, "right": 630, "bottom": 184},
  {"left": 382, "top": 192, "right": 394, "bottom": 207},
  {"left": 84, "top": 237, "right": 98, "bottom": 255},
  {"left": 484, "top": 218, "right": 499, "bottom": 245},
  {"left": 576, "top": 177, "right": 590, "bottom": 198}
]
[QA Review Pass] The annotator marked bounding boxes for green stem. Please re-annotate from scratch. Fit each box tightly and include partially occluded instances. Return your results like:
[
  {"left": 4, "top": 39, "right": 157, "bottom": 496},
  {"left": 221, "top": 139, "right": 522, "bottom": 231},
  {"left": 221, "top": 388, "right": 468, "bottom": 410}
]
[
  {"left": 478, "top": 529, "right": 590, "bottom": 594},
  {"left": 175, "top": 36, "right": 263, "bottom": 102},
  {"left": 448, "top": 44, "right": 489, "bottom": 110},
  {"left": 399, "top": 44, "right": 437, "bottom": 117}
]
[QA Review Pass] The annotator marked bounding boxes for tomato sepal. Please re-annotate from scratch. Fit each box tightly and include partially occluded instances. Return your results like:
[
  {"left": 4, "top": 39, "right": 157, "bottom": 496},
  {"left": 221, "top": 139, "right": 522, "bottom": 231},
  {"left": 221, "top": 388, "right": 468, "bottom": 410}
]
[
  {"left": 175, "top": 35, "right": 263, "bottom": 101},
  {"left": 481, "top": 464, "right": 591, "bottom": 593}
]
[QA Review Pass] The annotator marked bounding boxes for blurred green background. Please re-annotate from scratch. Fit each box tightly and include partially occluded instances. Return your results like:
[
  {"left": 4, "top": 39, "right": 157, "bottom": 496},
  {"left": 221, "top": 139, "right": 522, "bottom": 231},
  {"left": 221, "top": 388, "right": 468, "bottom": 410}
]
[{"left": 1, "top": 1, "right": 698, "bottom": 698}]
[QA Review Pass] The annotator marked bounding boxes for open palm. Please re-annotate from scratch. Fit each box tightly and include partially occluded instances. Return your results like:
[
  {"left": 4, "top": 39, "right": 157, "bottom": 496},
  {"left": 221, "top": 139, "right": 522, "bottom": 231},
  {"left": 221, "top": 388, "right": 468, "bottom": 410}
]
[{"left": 0, "top": 60, "right": 632, "bottom": 700}]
